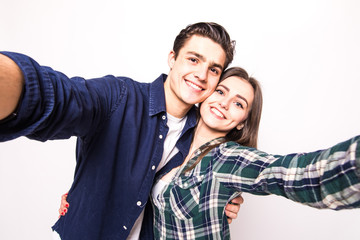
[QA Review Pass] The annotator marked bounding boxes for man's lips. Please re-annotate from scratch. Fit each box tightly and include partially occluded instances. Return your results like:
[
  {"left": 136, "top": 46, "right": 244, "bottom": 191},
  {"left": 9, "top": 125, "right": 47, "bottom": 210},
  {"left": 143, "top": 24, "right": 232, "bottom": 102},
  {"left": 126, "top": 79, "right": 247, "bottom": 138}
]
[{"left": 185, "top": 80, "right": 204, "bottom": 91}]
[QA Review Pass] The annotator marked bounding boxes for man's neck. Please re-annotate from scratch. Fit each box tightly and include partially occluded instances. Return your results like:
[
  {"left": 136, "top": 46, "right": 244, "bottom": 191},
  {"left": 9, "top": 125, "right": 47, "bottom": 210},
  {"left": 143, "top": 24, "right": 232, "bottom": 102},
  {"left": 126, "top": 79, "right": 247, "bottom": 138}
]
[
  {"left": 165, "top": 101, "right": 192, "bottom": 119},
  {"left": 164, "top": 80, "right": 193, "bottom": 119}
]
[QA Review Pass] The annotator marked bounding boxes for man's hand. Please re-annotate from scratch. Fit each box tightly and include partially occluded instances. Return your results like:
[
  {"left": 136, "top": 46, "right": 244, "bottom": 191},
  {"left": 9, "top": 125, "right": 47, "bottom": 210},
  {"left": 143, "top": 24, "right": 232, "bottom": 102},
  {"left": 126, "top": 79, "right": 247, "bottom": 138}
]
[
  {"left": 225, "top": 195, "right": 244, "bottom": 224},
  {"left": 0, "top": 54, "right": 24, "bottom": 120},
  {"left": 58, "top": 193, "right": 69, "bottom": 218}
]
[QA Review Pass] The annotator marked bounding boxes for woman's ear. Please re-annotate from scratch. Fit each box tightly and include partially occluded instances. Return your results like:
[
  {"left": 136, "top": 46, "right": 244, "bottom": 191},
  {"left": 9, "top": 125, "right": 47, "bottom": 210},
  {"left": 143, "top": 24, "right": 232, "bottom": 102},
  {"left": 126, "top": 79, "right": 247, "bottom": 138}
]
[
  {"left": 236, "top": 123, "right": 244, "bottom": 131},
  {"left": 168, "top": 50, "right": 176, "bottom": 70}
]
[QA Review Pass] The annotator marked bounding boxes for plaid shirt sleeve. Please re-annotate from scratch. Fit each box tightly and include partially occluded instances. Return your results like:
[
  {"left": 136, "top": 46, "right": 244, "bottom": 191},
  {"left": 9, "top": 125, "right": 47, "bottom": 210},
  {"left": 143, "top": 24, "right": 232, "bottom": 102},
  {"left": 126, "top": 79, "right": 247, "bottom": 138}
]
[
  {"left": 153, "top": 136, "right": 360, "bottom": 239},
  {"left": 215, "top": 135, "right": 360, "bottom": 210}
]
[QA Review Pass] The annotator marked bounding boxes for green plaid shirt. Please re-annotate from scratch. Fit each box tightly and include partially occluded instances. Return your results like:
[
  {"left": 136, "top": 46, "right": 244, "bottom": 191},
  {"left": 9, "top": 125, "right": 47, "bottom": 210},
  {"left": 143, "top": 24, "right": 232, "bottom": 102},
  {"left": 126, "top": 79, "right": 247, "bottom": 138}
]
[{"left": 152, "top": 136, "right": 360, "bottom": 239}]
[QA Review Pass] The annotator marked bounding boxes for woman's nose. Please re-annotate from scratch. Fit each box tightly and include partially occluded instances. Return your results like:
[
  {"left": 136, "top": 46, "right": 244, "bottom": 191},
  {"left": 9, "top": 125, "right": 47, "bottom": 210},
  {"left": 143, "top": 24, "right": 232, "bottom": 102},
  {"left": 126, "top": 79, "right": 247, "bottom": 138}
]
[{"left": 220, "top": 101, "right": 229, "bottom": 110}]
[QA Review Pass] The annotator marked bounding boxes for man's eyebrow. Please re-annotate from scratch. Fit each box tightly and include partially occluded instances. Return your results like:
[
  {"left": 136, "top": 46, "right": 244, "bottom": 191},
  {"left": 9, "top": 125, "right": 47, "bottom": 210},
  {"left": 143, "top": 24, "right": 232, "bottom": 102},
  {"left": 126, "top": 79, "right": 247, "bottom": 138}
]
[
  {"left": 218, "top": 84, "right": 249, "bottom": 107},
  {"left": 187, "top": 51, "right": 224, "bottom": 71}
]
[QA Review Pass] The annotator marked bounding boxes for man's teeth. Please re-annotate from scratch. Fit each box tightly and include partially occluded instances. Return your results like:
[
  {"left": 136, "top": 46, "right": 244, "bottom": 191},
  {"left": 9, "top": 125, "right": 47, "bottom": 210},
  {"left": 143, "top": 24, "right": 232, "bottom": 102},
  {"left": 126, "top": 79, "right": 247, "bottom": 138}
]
[
  {"left": 187, "top": 81, "right": 202, "bottom": 90},
  {"left": 211, "top": 108, "right": 224, "bottom": 118}
]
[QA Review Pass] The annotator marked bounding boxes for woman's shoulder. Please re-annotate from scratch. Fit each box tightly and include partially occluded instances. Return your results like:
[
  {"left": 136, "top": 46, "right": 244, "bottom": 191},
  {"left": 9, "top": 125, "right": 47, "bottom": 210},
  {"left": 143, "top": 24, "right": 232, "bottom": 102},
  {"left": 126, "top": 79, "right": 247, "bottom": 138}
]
[
  {"left": 210, "top": 141, "right": 247, "bottom": 161},
  {"left": 215, "top": 141, "right": 269, "bottom": 160},
  {"left": 218, "top": 141, "right": 256, "bottom": 152},
  {"left": 216, "top": 141, "right": 279, "bottom": 165}
]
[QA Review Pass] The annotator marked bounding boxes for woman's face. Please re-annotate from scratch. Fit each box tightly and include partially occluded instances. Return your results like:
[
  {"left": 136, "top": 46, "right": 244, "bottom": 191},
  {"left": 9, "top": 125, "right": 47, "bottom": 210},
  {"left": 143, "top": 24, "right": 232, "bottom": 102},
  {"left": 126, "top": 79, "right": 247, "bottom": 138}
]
[{"left": 199, "top": 76, "right": 254, "bottom": 134}]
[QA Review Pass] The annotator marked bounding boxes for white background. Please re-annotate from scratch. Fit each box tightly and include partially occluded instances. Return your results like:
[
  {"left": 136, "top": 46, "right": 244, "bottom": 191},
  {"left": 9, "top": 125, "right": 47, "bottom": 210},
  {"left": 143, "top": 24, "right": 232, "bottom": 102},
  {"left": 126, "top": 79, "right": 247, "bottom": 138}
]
[{"left": 1, "top": 0, "right": 360, "bottom": 239}]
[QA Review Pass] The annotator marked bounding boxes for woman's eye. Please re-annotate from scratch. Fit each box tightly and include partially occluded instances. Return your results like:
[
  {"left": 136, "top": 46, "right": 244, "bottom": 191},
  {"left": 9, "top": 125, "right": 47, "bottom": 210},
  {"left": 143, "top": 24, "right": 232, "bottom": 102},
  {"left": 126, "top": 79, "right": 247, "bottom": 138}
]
[
  {"left": 235, "top": 102, "right": 244, "bottom": 109},
  {"left": 215, "top": 89, "right": 224, "bottom": 95}
]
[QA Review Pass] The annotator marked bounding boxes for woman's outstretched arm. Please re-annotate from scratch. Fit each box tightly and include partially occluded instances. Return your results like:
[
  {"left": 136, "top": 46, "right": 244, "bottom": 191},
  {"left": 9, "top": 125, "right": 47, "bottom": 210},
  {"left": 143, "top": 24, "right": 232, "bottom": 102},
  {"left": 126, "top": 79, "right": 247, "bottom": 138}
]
[{"left": 218, "top": 135, "right": 360, "bottom": 210}]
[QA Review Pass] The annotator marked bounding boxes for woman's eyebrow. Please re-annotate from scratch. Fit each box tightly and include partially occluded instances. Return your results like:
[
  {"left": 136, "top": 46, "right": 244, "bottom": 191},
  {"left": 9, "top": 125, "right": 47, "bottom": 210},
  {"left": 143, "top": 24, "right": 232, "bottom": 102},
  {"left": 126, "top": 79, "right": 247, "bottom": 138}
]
[
  {"left": 235, "top": 94, "right": 249, "bottom": 107},
  {"left": 218, "top": 84, "right": 229, "bottom": 92}
]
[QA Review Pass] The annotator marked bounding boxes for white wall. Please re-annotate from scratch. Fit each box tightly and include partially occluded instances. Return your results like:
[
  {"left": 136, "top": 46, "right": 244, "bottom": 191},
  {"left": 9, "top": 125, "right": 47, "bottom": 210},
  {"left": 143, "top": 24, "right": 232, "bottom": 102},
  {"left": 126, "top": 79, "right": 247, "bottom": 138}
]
[{"left": 1, "top": 0, "right": 359, "bottom": 239}]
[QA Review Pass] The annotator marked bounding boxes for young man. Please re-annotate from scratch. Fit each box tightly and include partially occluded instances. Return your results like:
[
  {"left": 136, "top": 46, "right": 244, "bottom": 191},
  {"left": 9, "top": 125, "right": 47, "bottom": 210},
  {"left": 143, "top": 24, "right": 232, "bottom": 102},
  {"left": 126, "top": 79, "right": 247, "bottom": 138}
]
[{"left": 0, "top": 22, "right": 241, "bottom": 239}]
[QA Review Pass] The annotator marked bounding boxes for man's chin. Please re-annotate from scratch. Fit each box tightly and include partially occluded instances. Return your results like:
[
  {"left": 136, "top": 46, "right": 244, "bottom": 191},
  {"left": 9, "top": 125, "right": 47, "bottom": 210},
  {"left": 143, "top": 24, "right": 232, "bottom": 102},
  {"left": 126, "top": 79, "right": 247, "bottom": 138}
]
[{"left": 184, "top": 98, "right": 203, "bottom": 106}]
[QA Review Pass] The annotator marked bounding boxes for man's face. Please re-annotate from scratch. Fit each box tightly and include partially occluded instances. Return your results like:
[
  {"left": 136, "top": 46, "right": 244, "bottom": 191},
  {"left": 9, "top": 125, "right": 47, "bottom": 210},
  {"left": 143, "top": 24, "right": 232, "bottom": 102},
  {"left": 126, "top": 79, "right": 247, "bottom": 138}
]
[{"left": 165, "top": 35, "right": 226, "bottom": 110}]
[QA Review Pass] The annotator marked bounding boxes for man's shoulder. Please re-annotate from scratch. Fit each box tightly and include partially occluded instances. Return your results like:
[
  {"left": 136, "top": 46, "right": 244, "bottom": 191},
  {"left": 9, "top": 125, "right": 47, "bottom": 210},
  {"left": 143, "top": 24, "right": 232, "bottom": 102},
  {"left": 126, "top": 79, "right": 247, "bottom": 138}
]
[{"left": 109, "top": 74, "right": 165, "bottom": 90}]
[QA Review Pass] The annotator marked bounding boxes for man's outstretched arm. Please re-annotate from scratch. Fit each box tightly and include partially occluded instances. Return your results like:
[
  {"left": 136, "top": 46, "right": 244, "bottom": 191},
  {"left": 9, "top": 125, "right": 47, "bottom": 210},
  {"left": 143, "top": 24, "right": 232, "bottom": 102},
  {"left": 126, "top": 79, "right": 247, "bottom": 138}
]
[{"left": 0, "top": 53, "right": 24, "bottom": 121}]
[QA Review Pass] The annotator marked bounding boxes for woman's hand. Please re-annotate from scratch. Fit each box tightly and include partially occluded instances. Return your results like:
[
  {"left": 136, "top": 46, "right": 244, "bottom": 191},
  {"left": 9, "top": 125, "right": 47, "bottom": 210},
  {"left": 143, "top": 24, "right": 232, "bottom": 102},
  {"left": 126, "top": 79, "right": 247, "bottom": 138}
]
[
  {"left": 225, "top": 195, "right": 244, "bottom": 224},
  {"left": 58, "top": 192, "right": 69, "bottom": 218}
]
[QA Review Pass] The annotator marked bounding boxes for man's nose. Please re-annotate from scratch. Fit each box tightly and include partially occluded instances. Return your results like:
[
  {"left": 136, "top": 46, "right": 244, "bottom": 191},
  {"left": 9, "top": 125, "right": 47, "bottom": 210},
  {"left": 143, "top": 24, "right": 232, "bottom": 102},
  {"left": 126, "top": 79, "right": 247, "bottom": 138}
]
[{"left": 194, "top": 65, "right": 208, "bottom": 81}]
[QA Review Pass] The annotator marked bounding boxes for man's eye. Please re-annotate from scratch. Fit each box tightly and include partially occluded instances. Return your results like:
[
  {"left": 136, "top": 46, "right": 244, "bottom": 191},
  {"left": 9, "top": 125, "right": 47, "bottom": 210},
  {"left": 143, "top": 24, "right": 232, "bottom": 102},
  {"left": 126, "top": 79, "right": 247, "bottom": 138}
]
[
  {"left": 189, "top": 58, "right": 198, "bottom": 63},
  {"left": 210, "top": 68, "right": 219, "bottom": 74}
]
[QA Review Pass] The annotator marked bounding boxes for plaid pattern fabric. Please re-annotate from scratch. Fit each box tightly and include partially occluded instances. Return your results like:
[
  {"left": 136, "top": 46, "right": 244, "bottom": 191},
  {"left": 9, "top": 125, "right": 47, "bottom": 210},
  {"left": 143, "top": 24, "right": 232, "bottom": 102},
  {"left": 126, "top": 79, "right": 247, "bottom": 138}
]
[{"left": 152, "top": 136, "right": 360, "bottom": 239}]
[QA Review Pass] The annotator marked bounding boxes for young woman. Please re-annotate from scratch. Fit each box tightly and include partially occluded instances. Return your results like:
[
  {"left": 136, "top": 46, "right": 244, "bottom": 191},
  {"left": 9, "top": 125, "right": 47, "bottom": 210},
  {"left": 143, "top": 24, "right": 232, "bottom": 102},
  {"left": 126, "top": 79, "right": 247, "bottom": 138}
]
[
  {"left": 150, "top": 67, "right": 360, "bottom": 239},
  {"left": 60, "top": 67, "right": 360, "bottom": 239}
]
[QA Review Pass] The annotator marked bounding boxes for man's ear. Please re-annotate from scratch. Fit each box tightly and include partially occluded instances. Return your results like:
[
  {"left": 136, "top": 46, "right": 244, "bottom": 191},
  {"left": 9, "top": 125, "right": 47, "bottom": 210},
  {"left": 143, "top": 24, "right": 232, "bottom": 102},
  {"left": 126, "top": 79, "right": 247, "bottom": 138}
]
[
  {"left": 236, "top": 123, "right": 244, "bottom": 131},
  {"left": 168, "top": 50, "right": 176, "bottom": 69}
]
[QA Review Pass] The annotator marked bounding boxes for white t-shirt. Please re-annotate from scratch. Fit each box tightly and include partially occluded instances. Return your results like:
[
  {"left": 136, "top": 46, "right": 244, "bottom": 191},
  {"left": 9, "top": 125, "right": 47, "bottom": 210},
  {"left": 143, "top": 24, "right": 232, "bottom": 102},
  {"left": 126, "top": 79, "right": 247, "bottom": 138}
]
[{"left": 126, "top": 113, "right": 187, "bottom": 240}]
